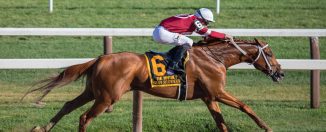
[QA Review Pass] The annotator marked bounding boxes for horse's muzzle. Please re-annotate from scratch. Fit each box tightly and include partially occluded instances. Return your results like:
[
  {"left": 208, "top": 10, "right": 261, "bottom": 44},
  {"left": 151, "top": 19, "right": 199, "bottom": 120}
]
[{"left": 271, "top": 71, "right": 284, "bottom": 82}]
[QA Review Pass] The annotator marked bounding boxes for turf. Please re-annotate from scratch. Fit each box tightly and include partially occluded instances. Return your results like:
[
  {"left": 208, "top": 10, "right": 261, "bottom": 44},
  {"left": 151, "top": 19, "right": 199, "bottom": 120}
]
[{"left": 1, "top": 100, "right": 325, "bottom": 132}]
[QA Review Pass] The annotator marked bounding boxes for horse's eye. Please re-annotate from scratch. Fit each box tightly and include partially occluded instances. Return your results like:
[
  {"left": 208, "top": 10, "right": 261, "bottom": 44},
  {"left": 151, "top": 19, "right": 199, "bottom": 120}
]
[{"left": 264, "top": 49, "right": 273, "bottom": 57}]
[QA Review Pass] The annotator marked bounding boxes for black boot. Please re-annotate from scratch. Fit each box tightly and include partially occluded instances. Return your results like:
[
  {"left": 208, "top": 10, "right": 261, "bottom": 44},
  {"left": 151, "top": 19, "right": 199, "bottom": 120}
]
[{"left": 166, "top": 45, "right": 190, "bottom": 75}]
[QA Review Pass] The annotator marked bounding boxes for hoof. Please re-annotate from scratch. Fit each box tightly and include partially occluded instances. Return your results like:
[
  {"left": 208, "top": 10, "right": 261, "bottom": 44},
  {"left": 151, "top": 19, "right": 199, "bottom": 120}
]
[
  {"left": 32, "top": 101, "right": 46, "bottom": 108},
  {"left": 105, "top": 106, "right": 114, "bottom": 113},
  {"left": 31, "top": 126, "right": 45, "bottom": 132},
  {"left": 36, "top": 101, "right": 46, "bottom": 105},
  {"left": 265, "top": 128, "right": 273, "bottom": 132}
]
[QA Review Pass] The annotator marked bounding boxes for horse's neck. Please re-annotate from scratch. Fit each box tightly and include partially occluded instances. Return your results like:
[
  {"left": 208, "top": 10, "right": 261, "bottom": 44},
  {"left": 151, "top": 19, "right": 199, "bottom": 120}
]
[{"left": 200, "top": 43, "right": 258, "bottom": 68}]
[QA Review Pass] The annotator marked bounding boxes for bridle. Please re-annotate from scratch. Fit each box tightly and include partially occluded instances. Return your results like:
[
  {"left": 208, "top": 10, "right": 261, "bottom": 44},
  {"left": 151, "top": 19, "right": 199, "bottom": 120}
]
[
  {"left": 229, "top": 38, "right": 274, "bottom": 75},
  {"left": 200, "top": 38, "right": 274, "bottom": 75},
  {"left": 200, "top": 38, "right": 282, "bottom": 81},
  {"left": 251, "top": 44, "right": 272, "bottom": 69}
]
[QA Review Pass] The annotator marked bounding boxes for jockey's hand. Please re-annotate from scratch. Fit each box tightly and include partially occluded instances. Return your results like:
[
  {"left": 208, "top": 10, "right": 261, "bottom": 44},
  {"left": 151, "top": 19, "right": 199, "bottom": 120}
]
[
  {"left": 203, "top": 36, "right": 209, "bottom": 41},
  {"left": 225, "top": 34, "right": 233, "bottom": 40}
]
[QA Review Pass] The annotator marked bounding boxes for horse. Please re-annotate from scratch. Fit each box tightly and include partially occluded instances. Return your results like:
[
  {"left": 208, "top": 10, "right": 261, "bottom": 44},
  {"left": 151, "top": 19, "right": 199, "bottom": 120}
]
[{"left": 26, "top": 38, "right": 284, "bottom": 132}]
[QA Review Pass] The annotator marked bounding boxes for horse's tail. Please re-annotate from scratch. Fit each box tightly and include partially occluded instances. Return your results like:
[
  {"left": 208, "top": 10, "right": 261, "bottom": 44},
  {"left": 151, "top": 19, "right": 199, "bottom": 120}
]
[{"left": 21, "top": 58, "right": 98, "bottom": 102}]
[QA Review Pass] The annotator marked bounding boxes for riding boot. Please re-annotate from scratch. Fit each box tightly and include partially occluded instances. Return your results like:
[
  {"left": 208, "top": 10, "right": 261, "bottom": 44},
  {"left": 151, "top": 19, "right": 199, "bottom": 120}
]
[{"left": 166, "top": 44, "right": 190, "bottom": 75}]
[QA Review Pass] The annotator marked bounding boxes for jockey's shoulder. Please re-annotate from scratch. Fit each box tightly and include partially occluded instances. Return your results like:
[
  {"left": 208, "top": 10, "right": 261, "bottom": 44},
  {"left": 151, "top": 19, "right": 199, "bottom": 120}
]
[{"left": 173, "top": 14, "right": 196, "bottom": 19}]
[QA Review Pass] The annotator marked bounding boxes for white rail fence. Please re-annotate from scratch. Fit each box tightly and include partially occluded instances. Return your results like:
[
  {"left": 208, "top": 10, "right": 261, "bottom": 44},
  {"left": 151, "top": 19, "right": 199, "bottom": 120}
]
[
  {"left": 0, "top": 28, "right": 325, "bottom": 70},
  {"left": 0, "top": 28, "right": 325, "bottom": 132},
  {"left": 1, "top": 28, "right": 325, "bottom": 36},
  {"left": 0, "top": 58, "right": 325, "bottom": 70}
]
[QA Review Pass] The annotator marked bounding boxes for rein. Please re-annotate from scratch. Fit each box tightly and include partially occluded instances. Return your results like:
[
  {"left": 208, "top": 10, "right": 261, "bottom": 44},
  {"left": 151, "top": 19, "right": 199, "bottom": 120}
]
[
  {"left": 201, "top": 38, "right": 274, "bottom": 75},
  {"left": 229, "top": 38, "right": 247, "bottom": 55}
]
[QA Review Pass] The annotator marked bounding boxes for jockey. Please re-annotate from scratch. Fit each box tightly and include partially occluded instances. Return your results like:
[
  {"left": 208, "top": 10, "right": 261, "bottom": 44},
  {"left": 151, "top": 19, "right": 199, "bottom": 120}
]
[{"left": 152, "top": 8, "right": 233, "bottom": 75}]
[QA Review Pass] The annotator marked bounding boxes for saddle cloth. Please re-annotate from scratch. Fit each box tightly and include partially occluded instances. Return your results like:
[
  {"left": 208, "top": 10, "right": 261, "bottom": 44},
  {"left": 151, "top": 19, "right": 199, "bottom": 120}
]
[{"left": 144, "top": 47, "right": 189, "bottom": 101}]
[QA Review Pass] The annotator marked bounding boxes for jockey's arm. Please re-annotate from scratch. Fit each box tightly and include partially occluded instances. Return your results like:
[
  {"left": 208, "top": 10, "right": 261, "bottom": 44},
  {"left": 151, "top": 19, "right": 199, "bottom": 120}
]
[{"left": 194, "top": 20, "right": 231, "bottom": 39}]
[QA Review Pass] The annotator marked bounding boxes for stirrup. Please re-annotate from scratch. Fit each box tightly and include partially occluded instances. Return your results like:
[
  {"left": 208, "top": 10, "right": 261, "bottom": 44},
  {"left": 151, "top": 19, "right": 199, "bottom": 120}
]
[
  {"left": 168, "top": 67, "right": 185, "bottom": 74},
  {"left": 166, "top": 69, "right": 175, "bottom": 76}
]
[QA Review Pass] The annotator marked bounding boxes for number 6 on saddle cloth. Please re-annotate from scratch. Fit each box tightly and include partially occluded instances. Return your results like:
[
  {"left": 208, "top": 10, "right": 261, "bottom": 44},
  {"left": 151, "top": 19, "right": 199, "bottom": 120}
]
[{"left": 144, "top": 46, "right": 189, "bottom": 101}]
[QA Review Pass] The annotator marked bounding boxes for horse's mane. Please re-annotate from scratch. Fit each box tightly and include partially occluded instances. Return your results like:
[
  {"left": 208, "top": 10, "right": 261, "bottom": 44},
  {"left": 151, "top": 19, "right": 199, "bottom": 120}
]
[{"left": 193, "top": 38, "right": 258, "bottom": 47}]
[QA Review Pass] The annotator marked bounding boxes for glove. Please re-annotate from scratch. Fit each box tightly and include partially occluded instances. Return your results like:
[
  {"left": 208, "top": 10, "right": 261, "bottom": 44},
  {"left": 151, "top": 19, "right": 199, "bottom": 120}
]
[{"left": 225, "top": 34, "right": 233, "bottom": 40}]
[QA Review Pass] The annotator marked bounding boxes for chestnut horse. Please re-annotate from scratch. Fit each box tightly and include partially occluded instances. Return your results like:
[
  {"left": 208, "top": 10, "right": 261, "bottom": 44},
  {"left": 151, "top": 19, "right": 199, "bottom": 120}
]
[{"left": 27, "top": 38, "right": 284, "bottom": 132}]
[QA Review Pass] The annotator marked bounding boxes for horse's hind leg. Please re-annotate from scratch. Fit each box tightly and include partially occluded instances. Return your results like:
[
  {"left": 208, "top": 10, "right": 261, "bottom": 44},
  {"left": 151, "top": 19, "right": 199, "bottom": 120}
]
[
  {"left": 201, "top": 98, "right": 228, "bottom": 132},
  {"left": 216, "top": 91, "right": 272, "bottom": 132},
  {"left": 79, "top": 99, "right": 110, "bottom": 132},
  {"left": 31, "top": 90, "right": 94, "bottom": 132}
]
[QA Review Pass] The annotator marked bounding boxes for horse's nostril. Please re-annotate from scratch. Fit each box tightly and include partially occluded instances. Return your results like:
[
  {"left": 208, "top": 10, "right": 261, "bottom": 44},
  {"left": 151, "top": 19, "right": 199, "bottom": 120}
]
[{"left": 280, "top": 72, "right": 285, "bottom": 77}]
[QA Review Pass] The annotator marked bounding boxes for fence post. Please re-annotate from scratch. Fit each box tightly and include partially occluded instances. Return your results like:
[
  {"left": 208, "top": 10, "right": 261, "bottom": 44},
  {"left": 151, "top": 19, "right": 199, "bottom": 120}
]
[
  {"left": 309, "top": 37, "right": 320, "bottom": 108},
  {"left": 49, "top": 0, "right": 53, "bottom": 13},
  {"left": 104, "top": 36, "right": 112, "bottom": 54},
  {"left": 133, "top": 91, "right": 143, "bottom": 132},
  {"left": 216, "top": 0, "right": 220, "bottom": 15}
]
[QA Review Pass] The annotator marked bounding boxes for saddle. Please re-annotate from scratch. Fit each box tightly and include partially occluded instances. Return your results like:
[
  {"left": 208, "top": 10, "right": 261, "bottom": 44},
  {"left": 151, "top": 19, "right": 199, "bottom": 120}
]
[{"left": 144, "top": 46, "right": 189, "bottom": 101}]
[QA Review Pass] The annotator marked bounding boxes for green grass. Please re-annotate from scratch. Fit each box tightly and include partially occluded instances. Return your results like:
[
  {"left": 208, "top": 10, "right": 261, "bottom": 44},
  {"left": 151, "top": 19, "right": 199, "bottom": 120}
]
[
  {"left": 0, "top": 0, "right": 325, "bottom": 28},
  {"left": 0, "top": 0, "right": 326, "bottom": 131},
  {"left": 0, "top": 98, "right": 326, "bottom": 131}
]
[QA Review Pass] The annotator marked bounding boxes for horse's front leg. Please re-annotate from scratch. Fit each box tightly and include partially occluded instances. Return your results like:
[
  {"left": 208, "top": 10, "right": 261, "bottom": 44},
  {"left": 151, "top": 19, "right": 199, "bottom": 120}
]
[
  {"left": 216, "top": 90, "right": 272, "bottom": 132},
  {"left": 105, "top": 105, "right": 114, "bottom": 113},
  {"left": 201, "top": 98, "right": 228, "bottom": 132},
  {"left": 200, "top": 68, "right": 271, "bottom": 131}
]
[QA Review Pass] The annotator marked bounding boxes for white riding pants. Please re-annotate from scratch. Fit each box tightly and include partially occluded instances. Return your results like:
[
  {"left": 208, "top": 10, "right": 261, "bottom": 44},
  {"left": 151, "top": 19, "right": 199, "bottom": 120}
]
[{"left": 152, "top": 26, "right": 193, "bottom": 47}]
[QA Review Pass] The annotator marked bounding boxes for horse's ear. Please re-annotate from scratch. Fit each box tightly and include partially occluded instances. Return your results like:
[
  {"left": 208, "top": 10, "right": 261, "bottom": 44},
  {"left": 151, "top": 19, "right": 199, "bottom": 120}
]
[{"left": 254, "top": 38, "right": 264, "bottom": 46}]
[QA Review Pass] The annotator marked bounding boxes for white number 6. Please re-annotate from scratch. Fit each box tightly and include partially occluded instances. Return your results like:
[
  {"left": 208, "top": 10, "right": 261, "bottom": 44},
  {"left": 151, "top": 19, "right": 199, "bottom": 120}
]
[{"left": 194, "top": 20, "right": 204, "bottom": 30}]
